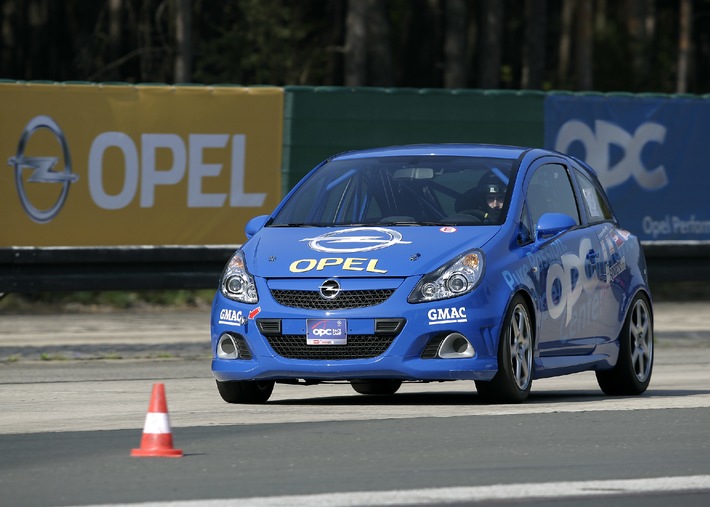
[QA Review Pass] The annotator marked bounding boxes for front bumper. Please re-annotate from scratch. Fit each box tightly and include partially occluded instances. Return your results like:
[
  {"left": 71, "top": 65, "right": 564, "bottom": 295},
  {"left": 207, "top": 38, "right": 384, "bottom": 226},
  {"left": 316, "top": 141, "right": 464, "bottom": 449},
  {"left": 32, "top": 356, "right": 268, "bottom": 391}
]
[{"left": 210, "top": 278, "right": 504, "bottom": 382}]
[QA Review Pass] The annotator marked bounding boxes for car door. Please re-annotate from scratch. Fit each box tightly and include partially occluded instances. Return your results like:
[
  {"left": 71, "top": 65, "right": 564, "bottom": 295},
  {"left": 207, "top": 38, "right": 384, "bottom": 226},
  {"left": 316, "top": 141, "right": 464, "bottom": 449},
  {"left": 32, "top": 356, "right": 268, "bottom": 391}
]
[
  {"left": 523, "top": 161, "right": 605, "bottom": 357},
  {"left": 569, "top": 165, "right": 626, "bottom": 345}
]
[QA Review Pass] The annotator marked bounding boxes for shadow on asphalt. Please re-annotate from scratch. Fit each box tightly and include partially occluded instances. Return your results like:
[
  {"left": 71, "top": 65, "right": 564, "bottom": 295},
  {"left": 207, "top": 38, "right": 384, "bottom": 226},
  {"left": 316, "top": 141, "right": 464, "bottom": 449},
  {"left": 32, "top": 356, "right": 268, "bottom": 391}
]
[{"left": 267, "top": 387, "right": 710, "bottom": 406}]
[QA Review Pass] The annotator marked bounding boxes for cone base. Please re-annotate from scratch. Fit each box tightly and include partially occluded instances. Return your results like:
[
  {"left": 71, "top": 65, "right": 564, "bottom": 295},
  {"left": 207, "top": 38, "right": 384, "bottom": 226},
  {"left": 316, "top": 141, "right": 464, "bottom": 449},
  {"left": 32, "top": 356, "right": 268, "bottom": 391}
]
[{"left": 131, "top": 447, "right": 183, "bottom": 458}]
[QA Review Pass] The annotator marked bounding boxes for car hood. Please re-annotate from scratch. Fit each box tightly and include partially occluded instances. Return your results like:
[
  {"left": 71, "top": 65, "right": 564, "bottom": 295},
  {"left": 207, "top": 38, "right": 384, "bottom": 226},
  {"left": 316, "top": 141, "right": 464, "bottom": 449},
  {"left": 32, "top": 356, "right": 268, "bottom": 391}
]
[{"left": 243, "top": 226, "right": 501, "bottom": 278}]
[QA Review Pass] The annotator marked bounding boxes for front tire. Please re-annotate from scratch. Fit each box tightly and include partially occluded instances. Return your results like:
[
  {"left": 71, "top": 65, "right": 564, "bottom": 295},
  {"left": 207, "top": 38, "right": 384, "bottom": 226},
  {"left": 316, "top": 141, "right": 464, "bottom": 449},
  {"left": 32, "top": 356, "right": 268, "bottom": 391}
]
[
  {"left": 216, "top": 380, "right": 275, "bottom": 404},
  {"left": 351, "top": 379, "right": 402, "bottom": 395},
  {"left": 596, "top": 293, "right": 653, "bottom": 396},
  {"left": 475, "top": 294, "right": 534, "bottom": 403}
]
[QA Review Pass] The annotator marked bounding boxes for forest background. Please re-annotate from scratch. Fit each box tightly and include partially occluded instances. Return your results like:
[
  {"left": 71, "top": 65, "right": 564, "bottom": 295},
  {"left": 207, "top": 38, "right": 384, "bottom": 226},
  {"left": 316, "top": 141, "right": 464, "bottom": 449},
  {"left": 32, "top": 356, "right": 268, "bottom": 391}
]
[
  {"left": 1, "top": 0, "right": 707, "bottom": 311},
  {"left": 1, "top": 0, "right": 707, "bottom": 95}
]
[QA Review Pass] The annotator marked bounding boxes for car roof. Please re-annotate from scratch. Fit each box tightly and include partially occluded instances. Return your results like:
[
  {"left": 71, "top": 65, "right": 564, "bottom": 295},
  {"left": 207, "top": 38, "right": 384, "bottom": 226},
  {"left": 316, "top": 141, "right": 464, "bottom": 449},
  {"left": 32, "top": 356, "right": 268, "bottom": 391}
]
[{"left": 330, "top": 143, "right": 530, "bottom": 161}]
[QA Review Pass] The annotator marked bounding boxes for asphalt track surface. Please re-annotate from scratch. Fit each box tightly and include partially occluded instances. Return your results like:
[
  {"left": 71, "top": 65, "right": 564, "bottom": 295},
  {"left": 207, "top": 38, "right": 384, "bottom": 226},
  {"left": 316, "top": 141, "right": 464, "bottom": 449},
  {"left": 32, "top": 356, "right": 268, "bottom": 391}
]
[{"left": 0, "top": 302, "right": 709, "bottom": 507}]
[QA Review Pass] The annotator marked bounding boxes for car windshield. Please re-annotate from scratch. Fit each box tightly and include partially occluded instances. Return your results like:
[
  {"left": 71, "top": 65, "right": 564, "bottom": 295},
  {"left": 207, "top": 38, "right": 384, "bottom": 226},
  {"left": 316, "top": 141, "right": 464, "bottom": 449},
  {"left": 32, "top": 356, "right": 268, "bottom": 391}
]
[{"left": 271, "top": 155, "right": 514, "bottom": 227}]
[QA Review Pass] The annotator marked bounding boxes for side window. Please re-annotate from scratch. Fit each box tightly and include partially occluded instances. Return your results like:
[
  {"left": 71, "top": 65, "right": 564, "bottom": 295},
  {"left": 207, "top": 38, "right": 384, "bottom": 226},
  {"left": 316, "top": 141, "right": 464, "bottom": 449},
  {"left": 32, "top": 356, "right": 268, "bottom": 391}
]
[
  {"left": 575, "top": 168, "right": 614, "bottom": 223},
  {"left": 527, "top": 164, "right": 580, "bottom": 230}
]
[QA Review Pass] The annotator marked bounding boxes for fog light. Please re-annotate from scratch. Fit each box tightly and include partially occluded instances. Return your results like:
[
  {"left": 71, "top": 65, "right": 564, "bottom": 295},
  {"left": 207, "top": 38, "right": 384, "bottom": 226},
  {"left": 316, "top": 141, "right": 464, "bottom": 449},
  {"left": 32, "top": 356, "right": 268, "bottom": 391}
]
[
  {"left": 217, "top": 334, "right": 239, "bottom": 359},
  {"left": 437, "top": 332, "right": 475, "bottom": 359}
]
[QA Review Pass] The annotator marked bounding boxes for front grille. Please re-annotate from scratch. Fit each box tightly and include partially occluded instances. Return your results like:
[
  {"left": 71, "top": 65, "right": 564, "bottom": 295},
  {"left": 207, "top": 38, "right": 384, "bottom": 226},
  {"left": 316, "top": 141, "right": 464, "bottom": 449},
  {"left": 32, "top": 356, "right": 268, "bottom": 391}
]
[
  {"left": 267, "top": 334, "right": 396, "bottom": 360},
  {"left": 270, "top": 289, "right": 395, "bottom": 310}
]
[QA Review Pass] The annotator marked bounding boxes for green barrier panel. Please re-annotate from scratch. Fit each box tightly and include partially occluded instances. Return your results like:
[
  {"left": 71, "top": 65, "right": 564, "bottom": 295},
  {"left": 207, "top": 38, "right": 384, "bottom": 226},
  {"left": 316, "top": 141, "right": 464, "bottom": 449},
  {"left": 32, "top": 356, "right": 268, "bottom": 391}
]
[{"left": 283, "top": 86, "right": 545, "bottom": 192}]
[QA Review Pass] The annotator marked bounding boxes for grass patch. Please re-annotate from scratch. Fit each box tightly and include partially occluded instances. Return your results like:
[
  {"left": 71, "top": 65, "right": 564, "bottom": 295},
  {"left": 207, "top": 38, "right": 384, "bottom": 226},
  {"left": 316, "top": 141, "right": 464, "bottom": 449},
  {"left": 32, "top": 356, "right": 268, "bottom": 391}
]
[
  {"left": 0, "top": 289, "right": 215, "bottom": 314},
  {"left": 40, "top": 353, "right": 68, "bottom": 361},
  {"left": 101, "top": 352, "right": 124, "bottom": 360}
]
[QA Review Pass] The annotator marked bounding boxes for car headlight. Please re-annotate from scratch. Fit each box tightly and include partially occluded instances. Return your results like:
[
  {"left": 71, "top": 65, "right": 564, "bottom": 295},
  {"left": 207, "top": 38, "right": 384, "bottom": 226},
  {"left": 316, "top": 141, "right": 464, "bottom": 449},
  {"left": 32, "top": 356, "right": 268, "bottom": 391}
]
[
  {"left": 220, "top": 250, "right": 258, "bottom": 303},
  {"left": 408, "top": 249, "right": 485, "bottom": 303}
]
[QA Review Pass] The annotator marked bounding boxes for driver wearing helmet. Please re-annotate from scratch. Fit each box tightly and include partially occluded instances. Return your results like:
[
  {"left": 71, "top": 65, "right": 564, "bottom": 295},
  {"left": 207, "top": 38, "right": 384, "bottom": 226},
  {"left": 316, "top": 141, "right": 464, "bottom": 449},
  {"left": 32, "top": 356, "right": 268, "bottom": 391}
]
[
  {"left": 475, "top": 167, "right": 508, "bottom": 224},
  {"left": 455, "top": 170, "right": 508, "bottom": 223},
  {"left": 483, "top": 182, "right": 505, "bottom": 221}
]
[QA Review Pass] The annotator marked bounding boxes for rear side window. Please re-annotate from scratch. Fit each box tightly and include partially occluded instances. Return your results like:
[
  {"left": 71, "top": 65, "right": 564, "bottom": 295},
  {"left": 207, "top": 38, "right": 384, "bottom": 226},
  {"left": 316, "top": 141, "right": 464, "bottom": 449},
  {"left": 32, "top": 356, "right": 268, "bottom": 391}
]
[
  {"left": 526, "top": 164, "right": 580, "bottom": 231},
  {"left": 575, "top": 168, "right": 615, "bottom": 223}
]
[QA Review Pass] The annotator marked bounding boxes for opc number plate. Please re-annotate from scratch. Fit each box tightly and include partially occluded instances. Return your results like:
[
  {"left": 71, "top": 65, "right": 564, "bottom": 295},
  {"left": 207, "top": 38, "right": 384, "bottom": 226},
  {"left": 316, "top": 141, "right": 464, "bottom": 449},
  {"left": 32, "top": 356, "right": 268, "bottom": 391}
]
[{"left": 306, "top": 319, "right": 347, "bottom": 345}]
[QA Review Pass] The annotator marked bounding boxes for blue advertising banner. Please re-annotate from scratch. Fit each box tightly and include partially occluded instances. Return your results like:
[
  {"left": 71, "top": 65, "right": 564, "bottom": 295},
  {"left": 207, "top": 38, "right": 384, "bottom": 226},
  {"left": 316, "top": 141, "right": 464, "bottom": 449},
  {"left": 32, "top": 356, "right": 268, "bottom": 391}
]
[{"left": 545, "top": 94, "right": 710, "bottom": 242}]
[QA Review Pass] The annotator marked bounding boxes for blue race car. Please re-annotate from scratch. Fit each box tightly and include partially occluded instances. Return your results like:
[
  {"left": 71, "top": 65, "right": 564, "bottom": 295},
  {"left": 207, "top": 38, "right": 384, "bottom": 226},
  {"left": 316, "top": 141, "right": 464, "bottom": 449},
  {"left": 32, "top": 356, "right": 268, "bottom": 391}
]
[{"left": 211, "top": 144, "right": 653, "bottom": 404}]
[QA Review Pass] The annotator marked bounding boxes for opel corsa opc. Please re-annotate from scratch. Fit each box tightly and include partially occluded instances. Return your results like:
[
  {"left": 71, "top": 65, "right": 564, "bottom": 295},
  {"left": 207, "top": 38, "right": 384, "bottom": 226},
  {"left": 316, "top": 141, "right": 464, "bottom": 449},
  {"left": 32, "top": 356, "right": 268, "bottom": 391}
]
[{"left": 211, "top": 144, "right": 654, "bottom": 404}]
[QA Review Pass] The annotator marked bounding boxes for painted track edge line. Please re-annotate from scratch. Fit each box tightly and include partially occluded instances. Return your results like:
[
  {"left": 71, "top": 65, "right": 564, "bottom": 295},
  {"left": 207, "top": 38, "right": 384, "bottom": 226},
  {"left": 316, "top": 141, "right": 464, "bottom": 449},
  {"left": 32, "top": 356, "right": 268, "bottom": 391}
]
[{"left": 70, "top": 474, "right": 710, "bottom": 507}]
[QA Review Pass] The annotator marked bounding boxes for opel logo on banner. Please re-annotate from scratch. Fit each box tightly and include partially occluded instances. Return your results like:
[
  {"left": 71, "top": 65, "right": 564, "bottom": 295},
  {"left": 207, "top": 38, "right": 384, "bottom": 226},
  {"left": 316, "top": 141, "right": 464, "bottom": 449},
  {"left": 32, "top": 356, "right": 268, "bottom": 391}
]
[
  {"left": 7, "top": 116, "right": 78, "bottom": 223},
  {"left": 319, "top": 279, "right": 342, "bottom": 299}
]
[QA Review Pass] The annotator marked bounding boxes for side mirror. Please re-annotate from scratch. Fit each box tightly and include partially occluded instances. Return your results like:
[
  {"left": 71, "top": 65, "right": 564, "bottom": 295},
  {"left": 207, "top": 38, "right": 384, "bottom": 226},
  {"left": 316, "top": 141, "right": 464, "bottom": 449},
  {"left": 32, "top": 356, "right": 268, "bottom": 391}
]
[
  {"left": 536, "top": 213, "right": 576, "bottom": 241},
  {"left": 245, "top": 215, "right": 269, "bottom": 240}
]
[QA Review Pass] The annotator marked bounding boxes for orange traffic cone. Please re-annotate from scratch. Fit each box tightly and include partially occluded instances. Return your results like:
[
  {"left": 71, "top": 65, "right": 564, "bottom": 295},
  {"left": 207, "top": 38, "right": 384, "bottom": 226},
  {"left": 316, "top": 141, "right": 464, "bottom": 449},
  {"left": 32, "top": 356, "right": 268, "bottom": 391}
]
[{"left": 131, "top": 383, "right": 183, "bottom": 458}]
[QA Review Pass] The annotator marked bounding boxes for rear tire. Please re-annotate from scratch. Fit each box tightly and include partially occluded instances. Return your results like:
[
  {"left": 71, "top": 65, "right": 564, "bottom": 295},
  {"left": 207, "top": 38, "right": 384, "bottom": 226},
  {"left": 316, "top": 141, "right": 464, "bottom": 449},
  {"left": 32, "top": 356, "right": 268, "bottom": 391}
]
[
  {"left": 475, "top": 294, "right": 534, "bottom": 403},
  {"left": 216, "top": 380, "right": 274, "bottom": 404},
  {"left": 351, "top": 379, "right": 402, "bottom": 395},
  {"left": 596, "top": 293, "right": 653, "bottom": 396}
]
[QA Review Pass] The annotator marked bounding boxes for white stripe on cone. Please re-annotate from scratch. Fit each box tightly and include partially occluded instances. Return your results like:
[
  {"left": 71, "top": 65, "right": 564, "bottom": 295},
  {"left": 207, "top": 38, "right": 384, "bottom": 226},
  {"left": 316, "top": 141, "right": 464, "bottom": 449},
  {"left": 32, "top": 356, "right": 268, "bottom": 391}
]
[{"left": 142, "top": 412, "right": 171, "bottom": 435}]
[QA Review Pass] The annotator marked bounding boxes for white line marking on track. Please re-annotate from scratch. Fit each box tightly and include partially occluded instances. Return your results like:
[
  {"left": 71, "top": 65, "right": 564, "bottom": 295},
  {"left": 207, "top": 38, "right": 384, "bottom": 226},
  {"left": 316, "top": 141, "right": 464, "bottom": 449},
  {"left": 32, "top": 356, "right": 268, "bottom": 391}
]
[{"left": 73, "top": 475, "right": 710, "bottom": 507}]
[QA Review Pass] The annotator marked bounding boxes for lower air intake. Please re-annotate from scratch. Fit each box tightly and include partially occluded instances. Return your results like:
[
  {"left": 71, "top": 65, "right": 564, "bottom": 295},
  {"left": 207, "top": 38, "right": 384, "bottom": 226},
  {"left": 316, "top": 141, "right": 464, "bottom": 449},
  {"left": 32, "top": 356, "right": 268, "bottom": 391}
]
[{"left": 267, "top": 334, "right": 396, "bottom": 360}]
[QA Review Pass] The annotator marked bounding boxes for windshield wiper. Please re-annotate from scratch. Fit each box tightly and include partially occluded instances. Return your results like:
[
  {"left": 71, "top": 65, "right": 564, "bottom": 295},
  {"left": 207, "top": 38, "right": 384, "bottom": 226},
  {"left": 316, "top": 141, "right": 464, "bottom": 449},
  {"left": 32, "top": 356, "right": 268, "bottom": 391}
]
[
  {"left": 269, "top": 223, "right": 317, "bottom": 227},
  {"left": 379, "top": 221, "right": 419, "bottom": 226},
  {"left": 379, "top": 221, "right": 452, "bottom": 226}
]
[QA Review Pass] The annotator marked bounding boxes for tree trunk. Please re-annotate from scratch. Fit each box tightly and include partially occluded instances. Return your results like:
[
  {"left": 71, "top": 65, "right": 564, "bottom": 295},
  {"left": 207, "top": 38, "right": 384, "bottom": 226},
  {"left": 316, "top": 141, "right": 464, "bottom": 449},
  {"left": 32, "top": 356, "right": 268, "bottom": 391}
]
[
  {"left": 139, "top": 0, "right": 153, "bottom": 81},
  {"left": 174, "top": 0, "right": 192, "bottom": 83},
  {"left": 444, "top": 0, "right": 467, "bottom": 88},
  {"left": 367, "top": 0, "right": 393, "bottom": 86},
  {"left": 676, "top": 0, "right": 692, "bottom": 93},
  {"left": 595, "top": 0, "right": 607, "bottom": 33},
  {"left": 345, "top": 0, "right": 368, "bottom": 86},
  {"left": 575, "top": 0, "right": 593, "bottom": 90},
  {"left": 478, "top": 0, "right": 503, "bottom": 89},
  {"left": 26, "top": 0, "right": 49, "bottom": 78},
  {"left": 107, "top": 0, "right": 123, "bottom": 81},
  {"left": 557, "top": 0, "right": 574, "bottom": 87},
  {"left": 522, "top": 0, "right": 547, "bottom": 89},
  {"left": 1, "top": 0, "right": 18, "bottom": 77},
  {"left": 626, "top": 0, "right": 652, "bottom": 86}
]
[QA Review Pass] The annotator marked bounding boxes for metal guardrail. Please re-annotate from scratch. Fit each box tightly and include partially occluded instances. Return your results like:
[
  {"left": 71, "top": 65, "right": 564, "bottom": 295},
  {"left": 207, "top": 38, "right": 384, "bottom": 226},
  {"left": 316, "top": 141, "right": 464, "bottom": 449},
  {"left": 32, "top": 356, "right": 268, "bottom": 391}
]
[
  {"left": 0, "top": 241, "right": 708, "bottom": 293},
  {"left": 0, "top": 246, "right": 237, "bottom": 293},
  {"left": 641, "top": 241, "right": 710, "bottom": 283}
]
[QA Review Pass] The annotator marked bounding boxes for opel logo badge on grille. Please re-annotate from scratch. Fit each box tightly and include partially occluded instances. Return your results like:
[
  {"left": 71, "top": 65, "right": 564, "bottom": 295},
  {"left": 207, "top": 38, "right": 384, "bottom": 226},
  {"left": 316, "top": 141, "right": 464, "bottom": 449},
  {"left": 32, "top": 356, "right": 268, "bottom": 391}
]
[{"left": 319, "top": 279, "right": 341, "bottom": 299}]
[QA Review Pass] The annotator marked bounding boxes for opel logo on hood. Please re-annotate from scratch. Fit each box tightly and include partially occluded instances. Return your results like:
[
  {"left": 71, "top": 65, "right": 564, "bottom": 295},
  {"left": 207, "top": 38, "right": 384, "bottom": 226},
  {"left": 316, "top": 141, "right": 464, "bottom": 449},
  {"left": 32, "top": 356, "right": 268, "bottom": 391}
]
[
  {"left": 302, "top": 227, "right": 411, "bottom": 253},
  {"left": 7, "top": 116, "right": 78, "bottom": 223},
  {"left": 319, "top": 279, "right": 341, "bottom": 299}
]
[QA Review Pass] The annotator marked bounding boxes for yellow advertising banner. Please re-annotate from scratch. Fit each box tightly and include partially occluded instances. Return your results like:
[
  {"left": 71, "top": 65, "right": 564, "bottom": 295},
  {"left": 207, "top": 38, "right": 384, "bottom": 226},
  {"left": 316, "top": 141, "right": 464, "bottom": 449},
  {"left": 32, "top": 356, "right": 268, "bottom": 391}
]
[{"left": 0, "top": 83, "right": 283, "bottom": 246}]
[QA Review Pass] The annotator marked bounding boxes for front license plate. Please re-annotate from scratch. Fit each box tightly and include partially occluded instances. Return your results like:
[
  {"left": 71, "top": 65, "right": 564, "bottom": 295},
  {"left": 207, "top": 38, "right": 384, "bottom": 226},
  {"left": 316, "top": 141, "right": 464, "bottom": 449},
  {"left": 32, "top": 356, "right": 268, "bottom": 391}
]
[{"left": 306, "top": 319, "right": 347, "bottom": 345}]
